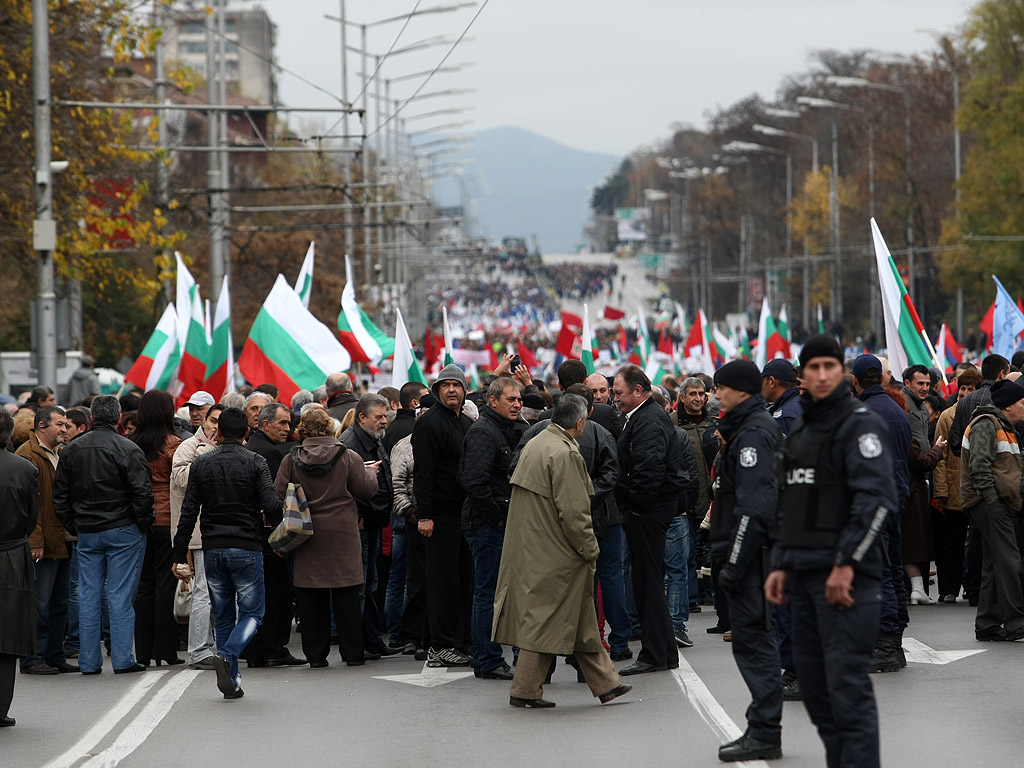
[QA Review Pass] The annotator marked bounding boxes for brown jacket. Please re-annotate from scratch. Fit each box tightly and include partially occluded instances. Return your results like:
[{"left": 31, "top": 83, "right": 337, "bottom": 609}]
[
  {"left": 148, "top": 434, "right": 182, "bottom": 528},
  {"left": 961, "top": 405, "right": 1023, "bottom": 511},
  {"left": 933, "top": 404, "right": 962, "bottom": 511},
  {"left": 275, "top": 437, "right": 378, "bottom": 589},
  {"left": 16, "top": 434, "right": 67, "bottom": 558}
]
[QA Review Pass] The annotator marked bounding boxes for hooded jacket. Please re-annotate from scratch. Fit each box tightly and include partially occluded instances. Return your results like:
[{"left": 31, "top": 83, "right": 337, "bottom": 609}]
[
  {"left": 960, "top": 404, "right": 1023, "bottom": 511},
  {"left": 412, "top": 402, "right": 471, "bottom": 521}
]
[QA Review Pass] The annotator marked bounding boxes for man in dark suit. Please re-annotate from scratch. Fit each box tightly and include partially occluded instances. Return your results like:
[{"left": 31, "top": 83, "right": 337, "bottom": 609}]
[{"left": 613, "top": 365, "right": 686, "bottom": 675}]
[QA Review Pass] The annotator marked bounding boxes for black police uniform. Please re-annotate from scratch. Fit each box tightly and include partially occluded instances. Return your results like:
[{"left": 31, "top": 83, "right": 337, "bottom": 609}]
[
  {"left": 773, "top": 384, "right": 897, "bottom": 768},
  {"left": 711, "top": 395, "right": 783, "bottom": 753}
]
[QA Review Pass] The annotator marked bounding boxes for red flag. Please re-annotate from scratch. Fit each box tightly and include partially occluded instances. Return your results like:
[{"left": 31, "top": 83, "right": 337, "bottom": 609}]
[
  {"left": 487, "top": 345, "right": 499, "bottom": 372},
  {"left": 981, "top": 300, "right": 995, "bottom": 350},
  {"left": 423, "top": 327, "right": 439, "bottom": 370},
  {"left": 517, "top": 338, "right": 539, "bottom": 370},
  {"left": 556, "top": 326, "right": 582, "bottom": 358},
  {"left": 657, "top": 329, "right": 673, "bottom": 356},
  {"left": 560, "top": 311, "right": 583, "bottom": 332},
  {"left": 603, "top": 306, "right": 625, "bottom": 321}
]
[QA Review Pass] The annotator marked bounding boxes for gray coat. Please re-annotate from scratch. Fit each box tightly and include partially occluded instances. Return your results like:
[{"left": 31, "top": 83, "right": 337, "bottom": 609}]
[
  {"left": 275, "top": 438, "right": 378, "bottom": 588},
  {"left": 0, "top": 450, "right": 41, "bottom": 657}
]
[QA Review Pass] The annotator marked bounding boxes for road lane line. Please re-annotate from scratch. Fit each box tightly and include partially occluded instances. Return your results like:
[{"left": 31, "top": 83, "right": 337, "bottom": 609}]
[
  {"left": 41, "top": 671, "right": 169, "bottom": 768},
  {"left": 80, "top": 670, "right": 201, "bottom": 768},
  {"left": 671, "top": 653, "right": 771, "bottom": 768}
]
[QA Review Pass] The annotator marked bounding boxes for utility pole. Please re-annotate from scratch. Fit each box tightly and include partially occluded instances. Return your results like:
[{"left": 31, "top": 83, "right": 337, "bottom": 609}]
[
  {"left": 216, "top": 0, "right": 230, "bottom": 309},
  {"left": 206, "top": 7, "right": 224, "bottom": 308},
  {"left": 155, "top": 0, "right": 172, "bottom": 304},
  {"left": 33, "top": 0, "right": 57, "bottom": 390},
  {"left": 340, "top": 0, "right": 355, "bottom": 275},
  {"left": 361, "top": 24, "right": 372, "bottom": 289},
  {"left": 830, "top": 117, "right": 842, "bottom": 321}
]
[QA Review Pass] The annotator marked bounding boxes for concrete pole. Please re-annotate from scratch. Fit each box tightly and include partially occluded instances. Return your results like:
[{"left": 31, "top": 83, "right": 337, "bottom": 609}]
[
  {"left": 216, "top": 0, "right": 230, "bottom": 308},
  {"left": 340, "top": 0, "right": 354, "bottom": 266},
  {"left": 206, "top": 8, "right": 224, "bottom": 307},
  {"left": 32, "top": 0, "right": 57, "bottom": 389},
  {"left": 361, "top": 24, "right": 371, "bottom": 289},
  {"left": 830, "top": 117, "right": 842, "bottom": 321},
  {"left": 905, "top": 90, "right": 915, "bottom": 316},
  {"left": 154, "top": 0, "right": 172, "bottom": 304}
]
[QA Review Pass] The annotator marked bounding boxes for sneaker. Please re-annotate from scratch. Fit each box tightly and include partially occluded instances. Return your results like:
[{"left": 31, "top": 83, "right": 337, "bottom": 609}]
[
  {"left": 426, "top": 646, "right": 472, "bottom": 668},
  {"left": 674, "top": 629, "right": 693, "bottom": 648}
]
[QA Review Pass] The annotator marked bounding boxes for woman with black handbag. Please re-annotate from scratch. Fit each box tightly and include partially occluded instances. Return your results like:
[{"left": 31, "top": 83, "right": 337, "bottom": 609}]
[{"left": 274, "top": 408, "right": 378, "bottom": 668}]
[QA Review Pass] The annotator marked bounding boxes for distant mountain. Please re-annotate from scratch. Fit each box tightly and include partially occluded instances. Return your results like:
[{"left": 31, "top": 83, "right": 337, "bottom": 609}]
[{"left": 458, "top": 127, "right": 620, "bottom": 253}]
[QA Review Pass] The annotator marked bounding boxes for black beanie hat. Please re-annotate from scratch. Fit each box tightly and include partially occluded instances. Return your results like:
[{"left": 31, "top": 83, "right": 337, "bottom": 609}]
[
  {"left": 991, "top": 379, "right": 1024, "bottom": 410},
  {"left": 799, "top": 334, "right": 843, "bottom": 368},
  {"left": 714, "top": 360, "right": 762, "bottom": 394}
]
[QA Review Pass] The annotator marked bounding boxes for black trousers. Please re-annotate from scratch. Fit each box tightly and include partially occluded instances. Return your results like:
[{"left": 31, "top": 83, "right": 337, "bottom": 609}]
[
  {"left": 399, "top": 520, "right": 429, "bottom": 649},
  {"left": 729, "top": 560, "right": 782, "bottom": 745},
  {"left": 622, "top": 500, "right": 677, "bottom": 668},
  {"left": 423, "top": 519, "right": 472, "bottom": 650},
  {"left": 0, "top": 653, "right": 15, "bottom": 718},
  {"left": 297, "top": 585, "right": 362, "bottom": 664},
  {"left": 133, "top": 526, "right": 178, "bottom": 664},
  {"left": 246, "top": 546, "right": 294, "bottom": 661},
  {"left": 969, "top": 501, "right": 1024, "bottom": 634},
  {"left": 709, "top": 549, "right": 732, "bottom": 631},
  {"left": 965, "top": 517, "right": 983, "bottom": 600},
  {"left": 938, "top": 506, "right": 969, "bottom": 598},
  {"left": 790, "top": 569, "right": 881, "bottom": 768}
]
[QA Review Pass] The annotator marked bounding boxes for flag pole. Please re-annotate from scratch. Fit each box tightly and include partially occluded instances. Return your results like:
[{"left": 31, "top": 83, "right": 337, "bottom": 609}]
[{"left": 918, "top": 328, "right": 948, "bottom": 387}]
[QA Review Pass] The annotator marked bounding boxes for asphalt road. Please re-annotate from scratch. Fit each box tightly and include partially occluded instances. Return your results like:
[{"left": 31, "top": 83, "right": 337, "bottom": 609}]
[{"left": 7, "top": 599, "right": 1022, "bottom": 768}]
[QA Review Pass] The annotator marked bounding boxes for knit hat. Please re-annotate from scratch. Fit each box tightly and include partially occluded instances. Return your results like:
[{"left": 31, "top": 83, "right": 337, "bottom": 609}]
[
  {"left": 851, "top": 354, "right": 882, "bottom": 381},
  {"left": 799, "top": 334, "right": 843, "bottom": 368},
  {"left": 990, "top": 379, "right": 1024, "bottom": 410},
  {"left": 762, "top": 359, "right": 797, "bottom": 383},
  {"left": 714, "top": 360, "right": 762, "bottom": 394},
  {"left": 432, "top": 363, "right": 468, "bottom": 395}
]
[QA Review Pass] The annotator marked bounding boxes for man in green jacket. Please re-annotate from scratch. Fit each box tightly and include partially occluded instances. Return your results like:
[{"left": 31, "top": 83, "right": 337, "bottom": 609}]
[
  {"left": 493, "top": 394, "right": 630, "bottom": 709},
  {"left": 960, "top": 379, "right": 1024, "bottom": 642}
]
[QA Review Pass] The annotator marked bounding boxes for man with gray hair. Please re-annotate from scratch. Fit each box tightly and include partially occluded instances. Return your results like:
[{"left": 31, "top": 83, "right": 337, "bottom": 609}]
[
  {"left": 311, "top": 385, "right": 328, "bottom": 407},
  {"left": 494, "top": 393, "right": 631, "bottom": 708},
  {"left": 341, "top": 393, "right": 399, "bottom": 658},
  {"left": 245, "top": 391, "right": 272, "bottom": 432},
  {"left": 326, "top": 372, "right": 359, "bottom": 422},
  {"left": 290, "top": 389, "right": 313, "bottom": 415},
  {"left": 54, "top": 396, "right": 153, "bottom": 674}
]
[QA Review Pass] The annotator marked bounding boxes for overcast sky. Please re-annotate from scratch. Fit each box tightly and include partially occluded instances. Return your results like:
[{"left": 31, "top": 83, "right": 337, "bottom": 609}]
[{"left": 254, "top": 0, "right": 976, "bottom": 157}]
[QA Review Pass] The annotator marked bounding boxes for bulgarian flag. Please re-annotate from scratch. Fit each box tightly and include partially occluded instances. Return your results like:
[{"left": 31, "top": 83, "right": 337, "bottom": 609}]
[
  {"left": 581, "top": 303, "right": 598, "bottom": 374},
  {"left": 674, "top": 301, "right": 688, "bottom": 338},
  {"left": 174, "top": 251, "right": 195, "bottom": 355},
  {"left": 441, "top": 304, "right": 455, "bottom": 366},
  {"left": 712, "top": 324, "right": 737, "bottom": 363},
  {"left": 176, "top": 287, "right": 210, "bottom": 406},
  {"left": 124, "top": 305, "right": 181, "bottom": 391},
  {"left": 204, "top": 276, "right": 234, "bottom": 399},
  {"left": 755, "top": 297, "right": 774, "bottom": 368},
  {"left": 240, "top": 274, "right": 352, "bottom": 404},
  {"left": 817, "top": 303, "right": 826, "bottom": 334},
  {"left": 337, "top": 254, "right": 394, "bottom": 364},
  {"left": 392, "top": 308, "right": 427, "bottom": 388},
  {"left": 871, "top": 218, "right": 941, "bottom": 379},
  {"left": 935, "top": 323, "right": 964, "bottom": 374},
  {"left": 293, "top": 241, "right": 315, "bottom": 309},
  {"left": 776, "top": 304, "right": 793, "bottom": 360},
  {"left": 684, "top": 309, "right": 717, "bottom": 372}
]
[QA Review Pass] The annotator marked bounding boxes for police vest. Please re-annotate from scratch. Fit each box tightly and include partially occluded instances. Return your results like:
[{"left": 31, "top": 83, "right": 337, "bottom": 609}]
[
  {"left": 709, "top": 409, "right": 779, "bottom": 543},
  {"left": 778, "top": 397, "right": 863, "bottom": 548}
]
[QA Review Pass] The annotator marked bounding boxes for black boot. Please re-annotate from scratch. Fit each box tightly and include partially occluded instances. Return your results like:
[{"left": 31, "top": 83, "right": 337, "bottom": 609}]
[
  {"left": 897, "top": 629, "right": 907, "bottom": 668},
  {"left": 868, "top": 631, "right": 900, "bottom": 673},
  {"left": 718, "top": 734, "right": 782, "bottom": 762},
  {"left": 781, "top": 669, "right": 802, "bottom": 701}
]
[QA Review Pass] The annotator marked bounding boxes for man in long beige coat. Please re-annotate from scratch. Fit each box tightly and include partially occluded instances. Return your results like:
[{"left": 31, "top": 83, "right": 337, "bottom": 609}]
[{"left": 492, "top": 394, "right": 631, "bottom": 708}]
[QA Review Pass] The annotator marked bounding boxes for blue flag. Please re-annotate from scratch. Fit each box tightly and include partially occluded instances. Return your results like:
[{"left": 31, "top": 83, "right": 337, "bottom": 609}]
[{"left": 992, "top": 275, "right": 1024, "bottom": 358}]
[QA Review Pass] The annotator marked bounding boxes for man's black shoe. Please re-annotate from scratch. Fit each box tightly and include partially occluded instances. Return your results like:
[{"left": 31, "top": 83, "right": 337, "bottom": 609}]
[
  {"left": 53, "top": 661, "right": 80, "bottom": 673},
  {"left": 414, "top": 648, "right": 428, "bottom": 661},
  {"left": 373, "top": 645, "right": 403, "bottom": 657},
  {"left": 308, "top": 660, "right": 329, "bottom": 668},
  {"left": 976, "top": 628, "right": 1006, "bottom": 641},
  {"left": 223, "top": 687, "right": 245, "bottom": 700},
  {"left": 211, "top": 654, "right": 237, "bottom": 697},
  {"left": 509, "top": 695, "right": 555, "bottom": 708},
  {"left": 609, "top": 649, "right": 633, "bottom": 661},
  {"left": 618, "top": 660, "right": 665, "bottom": 676},
  {"left": 674, "top": 629, "right": 693, "bottom": 648},
  {"left": 266, "top": 654, "right": 307, "bottom": 667},
  {"left": 782, "top": 670, "right": 802, "bottom": 701},
  {"left": 1004, "top": 627, "right": 1024, "bottom": 641},
  {"left": 0, "top": 716, "right": 15, "bottom": 727},
  {"left": 363, "top": 651, "right": 382, "bottom": 661},
  {"left": 706, "top": 625, "right": 729, "bottom": 634},
  {"left": 478, "top": 662, "right": 515, "bottom": 680},
  {"left": 398, "top": 643, "right": 417, "bottom": 655},
  {"left": 113, "top": 663, "right": 147, "bottom": 674},
  {"left": 690, "top": 604, "right": 702, "bottom": 613},
  {"left": 718, "top": 734, "right": 782, "bottom": 762},
  {"left": 246, "top": 660, "right": 268, "bottom": 668}
]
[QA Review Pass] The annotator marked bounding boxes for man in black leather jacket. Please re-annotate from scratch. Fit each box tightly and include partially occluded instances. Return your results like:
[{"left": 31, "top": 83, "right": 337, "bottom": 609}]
[
  {"left": 172, "top": 407, "right": 282, "bottom": 699},
  {"left": 613, "top": 365, "right": 686, "bottom": 676},
  {"left": 54, "top": 395, "right": 153, "bottom": 676},
  {"left": 341, "top": 393, "right": 397, "bottom": 657}
]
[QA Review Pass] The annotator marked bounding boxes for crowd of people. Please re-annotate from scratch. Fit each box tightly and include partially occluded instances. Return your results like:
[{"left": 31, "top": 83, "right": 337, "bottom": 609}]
[{"left": 2, "top": 341, "right": 1023, "bottom": 768}]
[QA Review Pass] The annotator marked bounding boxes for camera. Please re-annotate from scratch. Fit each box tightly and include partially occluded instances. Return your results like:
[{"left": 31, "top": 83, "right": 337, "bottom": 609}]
[{"left": 509, "top": 355, "right": 521, "bottom": 371}]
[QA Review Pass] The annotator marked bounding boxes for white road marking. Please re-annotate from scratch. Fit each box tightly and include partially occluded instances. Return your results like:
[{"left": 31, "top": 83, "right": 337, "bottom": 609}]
[
  {"left": 374, "top": 660, "right": 476, "bottom": 688},
  {"left": 80, "top": 670, "right": 201, "bottom": 768},
  {"left": 672, "top": 653, "right": 771, "bottom": 768},
  {"left": 902, "top": 636, "right": 986, "bottom": 665},
  {"left": 41, "top": 671, "right": 168, "bottom": 768}
]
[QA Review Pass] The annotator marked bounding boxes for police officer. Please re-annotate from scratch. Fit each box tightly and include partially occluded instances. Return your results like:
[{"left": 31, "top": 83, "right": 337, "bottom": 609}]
[
  {"left": 761, "top": 359, "right": 802, "bottom": 435},
  {"left": 765, "top": 335, "right": 898, "bottom": 768},
  {"left": 710, "top": 360, "right": 783, "bottom": 763}
]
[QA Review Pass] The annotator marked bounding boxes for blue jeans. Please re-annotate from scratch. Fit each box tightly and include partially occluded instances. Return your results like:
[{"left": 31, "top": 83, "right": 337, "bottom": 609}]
[
  {"left": 67, "top": 541, "right": 79, "bottom": 650},
  {"left": 77, "top": 525, "right": 146, "bottom": 673},
  {"left": 687, "top": 516, "right": 700, "bottom": 605},
  {"left": 384, "top": 514, "right": 407, "bottom": 645},
  {"left": 665, "top": 515, "right": 691, "bottom": 631},
  {"left": 465, "top": 523, "right": 505, "bottom": 672},
  {"left": 21, "top": 556, "right": 71, "bottom": 669},
  {"left": 595, "top": 524, "right": 631, "bottom": 654},
  {"left": 205, "top": 548, "right": 265, "bottom": 684}
]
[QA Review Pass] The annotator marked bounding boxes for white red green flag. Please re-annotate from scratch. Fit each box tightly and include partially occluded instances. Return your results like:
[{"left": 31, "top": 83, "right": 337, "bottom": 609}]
[
  {"left": 441, "top": 304, "right": 455, "bottom": 366},
  {"left": 240, "top": 274, "right": 352, "bottom": 404},
  {"left": 293, "top": 241, "right": 315, "bottom": 309},
  {"left": 124, "top": 304, "right": 181, "bottom": 392},
  {"left": 392, "top": 308, "right": 427, "bottom": 388},
  {"left": 712, "top": 324, "right": 737, "bottom": 363},
  {"left": 684, "top": 309, "right": 717, "bottom": 372},
  {"left": 174, "top": 252, "right": 196, "bottom": 354},
  {"left": 204, "top": 276, "right": 234, "bottom": 398},
  {"left": 581, "top": 303, "right": 598, "bottom": 374},
  {"left": 337, "top": 254, "right": 395, "bottom": 364},
  {"left": 817, "top": 303, "right": 825, "bottom": 334},
  {"left": 776, "top": 304, "right": 792, "bottom": 359},
  {"left": 871, "top": 218, "right": 936, "bottom": 377}
]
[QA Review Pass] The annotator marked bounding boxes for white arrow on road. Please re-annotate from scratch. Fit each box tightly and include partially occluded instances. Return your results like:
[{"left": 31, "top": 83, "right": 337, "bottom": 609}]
[
  {"left": 374, "top": 662, "right": 476, "bottom": 688},
  {"left": 902, "top": 637, "right": 986, "bottom": 665}
]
